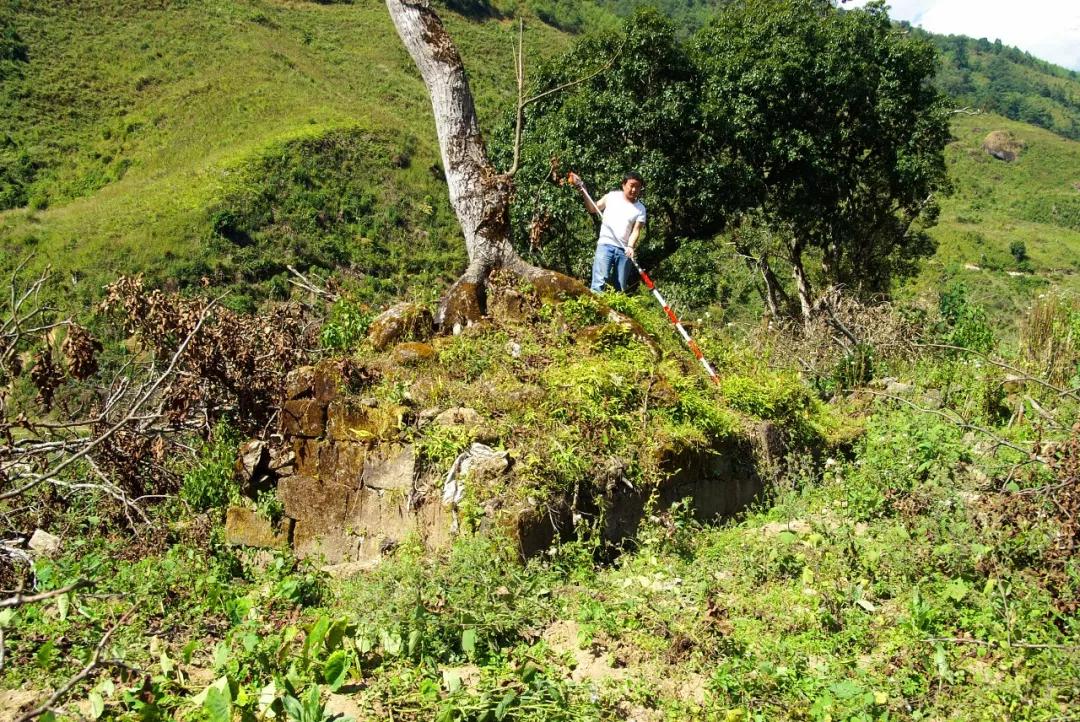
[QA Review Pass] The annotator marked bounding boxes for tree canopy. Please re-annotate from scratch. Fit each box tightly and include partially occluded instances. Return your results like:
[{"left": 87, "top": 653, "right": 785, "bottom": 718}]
[{"left": 504, "top": 0, "right": 951, "bottom": 319}]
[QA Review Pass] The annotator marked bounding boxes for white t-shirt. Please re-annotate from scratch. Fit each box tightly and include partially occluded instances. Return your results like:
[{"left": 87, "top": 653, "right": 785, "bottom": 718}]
[{"left": 597, "top": 191, "right": 646, "bottom": 248}]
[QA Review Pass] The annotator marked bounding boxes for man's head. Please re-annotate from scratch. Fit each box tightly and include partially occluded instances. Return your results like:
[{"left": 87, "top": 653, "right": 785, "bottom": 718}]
[{"left": 621, "top": 171, "right": 643, "bottom": 203}]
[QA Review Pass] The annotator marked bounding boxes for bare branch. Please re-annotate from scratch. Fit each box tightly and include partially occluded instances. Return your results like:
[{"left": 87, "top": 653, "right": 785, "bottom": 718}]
[
  {"left": 0, "top": 580, "right": 85, "bottom": 609},
  {"left": 859, "top": 389, "right": 1045, "bottom": 463},
  {"left": 917, "top": 342, "right": 1080, "bottom": 403},
  {"left": 507, "top": 34, "right": 623, "bottom": 178},
  {"left": 286, "top": 265, "right": 338, "bottom": 302},
  {"left": 14, "top": 607, "right": 138, "bottom": 722}
]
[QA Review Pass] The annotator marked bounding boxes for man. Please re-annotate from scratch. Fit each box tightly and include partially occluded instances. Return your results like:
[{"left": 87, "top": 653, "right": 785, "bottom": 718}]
[{"left": 573, "top": 171, "right": 646, "bottom": 293}]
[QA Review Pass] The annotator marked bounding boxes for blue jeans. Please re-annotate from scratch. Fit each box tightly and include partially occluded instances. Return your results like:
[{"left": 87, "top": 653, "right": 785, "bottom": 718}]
[{"left": 590, "top": 244, "right": 634, "bottom": 292}]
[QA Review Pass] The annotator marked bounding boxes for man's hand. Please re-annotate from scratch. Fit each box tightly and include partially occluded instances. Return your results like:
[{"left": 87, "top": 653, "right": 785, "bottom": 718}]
[
  {"left": 568, "top": 172, "right": 585, "bottom": 191},
  {"left": 625, "top": 245, "right": 635, "bottom": 260}
]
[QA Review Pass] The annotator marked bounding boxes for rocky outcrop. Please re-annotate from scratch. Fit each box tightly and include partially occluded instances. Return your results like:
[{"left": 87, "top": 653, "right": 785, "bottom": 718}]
[
  {"left": 368, "top": 302, "right": 434, "bottom": 350},
  {"left": 236, "top": 352, "right": 789, "bottom": 564},
  {"left": 224, "top": 507, "right": 291, "bottom": 549},
  {"left": 983, "top": 130, "right": 1024, "bottom": 162}
]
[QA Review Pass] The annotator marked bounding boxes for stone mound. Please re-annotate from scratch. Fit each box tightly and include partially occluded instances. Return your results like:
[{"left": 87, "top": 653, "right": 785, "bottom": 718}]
[{"left": 983, "top": 130, "right": 1025, "bottom": 162}]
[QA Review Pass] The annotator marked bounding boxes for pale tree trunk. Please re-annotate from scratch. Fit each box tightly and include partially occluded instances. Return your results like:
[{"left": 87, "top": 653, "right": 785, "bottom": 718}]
[
  {"left": 733, "top": 231, "right": 789, "bottom": 320},
  {"left": 385, "top": 0, "right": 546, "bottom": 328},
  {"left": 790, "top": 241, "right": 814, "bottom": 324}
]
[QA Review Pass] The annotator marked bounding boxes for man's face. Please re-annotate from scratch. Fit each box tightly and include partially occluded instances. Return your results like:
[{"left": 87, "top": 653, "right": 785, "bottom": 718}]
[{"left": 622, "top": 178, "right": 643, "bottom": 203}]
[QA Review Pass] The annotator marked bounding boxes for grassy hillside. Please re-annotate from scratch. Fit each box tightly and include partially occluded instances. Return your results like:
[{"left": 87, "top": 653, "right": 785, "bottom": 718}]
[
  {"left": 0, "top": 0, "right": 572, "bottom": 307},
  {"left": 907, "top": 112, "right": 1080, "bottom": 326},
  {"left": 3, "top": 0, "right": 1079, "bottom": 327}
]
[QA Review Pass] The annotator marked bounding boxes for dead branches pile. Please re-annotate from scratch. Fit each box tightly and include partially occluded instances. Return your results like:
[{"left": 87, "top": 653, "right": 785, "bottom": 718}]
[
  {"left": 100, "top": 276, "right": 317, "bottom": 431},
  {"left": 760, "top": 287, "right": 920, "bottom": 388},
  {"left": 1, "top": 271, "right": 318, "bottom": 584}
]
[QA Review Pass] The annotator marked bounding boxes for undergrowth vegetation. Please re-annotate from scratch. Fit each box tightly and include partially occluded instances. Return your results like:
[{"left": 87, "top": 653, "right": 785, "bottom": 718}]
[{"left": 4, "top": 270, "right": 1080, "bottom": 720}]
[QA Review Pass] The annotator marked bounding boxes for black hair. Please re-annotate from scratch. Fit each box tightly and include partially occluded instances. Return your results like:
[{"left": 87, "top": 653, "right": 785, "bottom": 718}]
[{"left": 622, "top": 170, "right": 643, "bottom": 186}]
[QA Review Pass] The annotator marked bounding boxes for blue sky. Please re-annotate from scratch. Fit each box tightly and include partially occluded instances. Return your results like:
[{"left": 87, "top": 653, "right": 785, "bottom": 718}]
[{"left": 841, "top": 0, "right": 1080, "bottom": 71}]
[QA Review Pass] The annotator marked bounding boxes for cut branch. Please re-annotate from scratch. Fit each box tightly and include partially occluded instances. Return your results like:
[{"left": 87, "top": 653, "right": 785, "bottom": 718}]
[
  {"left": 13, "top": 607, "right": 138, "bottom": 722},
  {"left": 0, "top": 580, "right": 85, "bottom": 609}
]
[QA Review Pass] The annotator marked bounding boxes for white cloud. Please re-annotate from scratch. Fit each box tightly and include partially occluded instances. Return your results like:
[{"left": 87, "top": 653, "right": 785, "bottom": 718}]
[{"left": 841, "top": 0, "right": 1080, "bottom": 71}]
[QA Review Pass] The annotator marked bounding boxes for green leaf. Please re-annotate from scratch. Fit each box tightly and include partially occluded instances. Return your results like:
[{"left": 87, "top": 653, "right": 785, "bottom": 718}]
[
  {"left": 461, "top": 628, "right": 477, "bottom": 658},
  {"left": 0, "top": 609, "right": 13, "bottom": 628},
  {"left": 325, "top": 618, "right": 348, "bottom": 653},
  {"left": 418, "top": 678, "right": 439, "bottom": 704},
  {"left": 212, "top": 641, "right": 229, "bottom": 670},
  {"left": 283, "top": 694, "right": 305, "bottom": 722},
  {"left": 519, "top": 661, "right": 539, "bottom": 684},
  {"left": 56, "top": 593, "right": 69, "bottom": 621},
  {"left": 323, "top": 650, "right": 349, "bottom": 691},
  {"left": 159, "top": 649, "right": 175, "bottom": 676},
  {"left": 934, "top": 645, "right": 950, "bottom": 678},
  {"left": 305, "top": 684, "right": 323, "bottom": 719},
  {"left": 828, "top": 680, "right": 862, "bottom": 700},
  {"left": 407, "top": 629, "right": 422, "bottom": 657},
  {"left": 380, "top": 629, "right": 402, "bottom": 657},
  {"left": 35, "top": 639, "right": 56, "bottom": 669},
  {"left": 944, "top": 578, "right": 968, "bottom": 602},
  {"left": 494, "top": 689, "right": 518, "bottom": 720},
  {"left": 442, "top": 669, "right": 462, "bottom": 694},
  {"left": 257, "top": 681, "right": 277, "bottom": 718},
  {"left": 306, "top": 615, "right": 331, "bottom": 657},
  {"left": 88, "top": 691, "right": 105, "bottom": 720},
  {"left": 204, "top": 687, "right": 231, "bottom": 722}
]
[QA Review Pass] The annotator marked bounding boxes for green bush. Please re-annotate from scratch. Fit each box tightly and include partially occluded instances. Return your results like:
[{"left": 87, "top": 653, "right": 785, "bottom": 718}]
[
  {"left": 320, "top": 296, "right": 374, "bottom": 351},
  {"left": 180, "top": 421, "right": 242, "bottom": 512},
  {"left": 720, "top": 372, "right": 815, "bottom": 423},
  {"left": 938, "top": 282, "right": 995, "bottom": 353},
  {"left": 336, "top": 534, "right": 559, "bottom": 665},
  {"left": 842, "top": 410, "right": 969, "bottom": 521}
]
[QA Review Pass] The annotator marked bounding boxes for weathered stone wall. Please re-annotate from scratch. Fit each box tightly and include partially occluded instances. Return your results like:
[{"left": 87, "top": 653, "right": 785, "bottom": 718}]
[
  {"left": 230, "top": 352, "right": 788, "bottom": 566},
  {"left": 274, "top": 360, "right": 451, "bottom": 564}
]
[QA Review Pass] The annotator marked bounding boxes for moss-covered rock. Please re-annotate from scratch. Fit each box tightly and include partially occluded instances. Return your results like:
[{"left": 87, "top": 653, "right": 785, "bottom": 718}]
[
  {"left": 368, "top": 302, "right": 434, "bottom": 350},
  {"left": 268, "top": 288, "right": 845, "bottom": 561}
]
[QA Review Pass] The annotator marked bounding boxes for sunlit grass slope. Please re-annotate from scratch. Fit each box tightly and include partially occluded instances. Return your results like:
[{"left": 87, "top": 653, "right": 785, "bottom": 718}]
[
  {"left": 908, "top": 112, "right": 1080, "bottom": 325},
  {"left": 0, "top": 0, "right": 570, "bottom": 305}
]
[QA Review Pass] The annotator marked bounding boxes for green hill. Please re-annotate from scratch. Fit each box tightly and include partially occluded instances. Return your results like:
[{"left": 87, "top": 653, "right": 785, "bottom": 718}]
[
  {"left": 909, "top": 112, "right": 1080, "bottom": 325},
  {"left": 2, "top": 0, "right": 1079, "bottom": 327},
  {"left": 0, "top": 0, "right": 573, "bottom": 308},
  {"left": 924, "top": 29, "right": 1080, "bottom": 141}
]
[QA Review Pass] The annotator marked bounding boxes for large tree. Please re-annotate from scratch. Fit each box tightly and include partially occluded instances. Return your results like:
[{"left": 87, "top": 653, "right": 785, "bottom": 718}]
[
  {"left": 385, "top": 0, "right": 584, "bottom": 329},
  {"left": 695, "top": 0, "right": 951, "bottom": 320},
  {"left": 495, "top": 9, "right": 747, "bottom": 276}
]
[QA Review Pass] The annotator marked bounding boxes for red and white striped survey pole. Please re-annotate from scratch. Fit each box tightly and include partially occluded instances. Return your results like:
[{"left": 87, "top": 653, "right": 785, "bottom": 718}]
[{"left": 568, "top": 172, "right": 721, "bottom": 386}]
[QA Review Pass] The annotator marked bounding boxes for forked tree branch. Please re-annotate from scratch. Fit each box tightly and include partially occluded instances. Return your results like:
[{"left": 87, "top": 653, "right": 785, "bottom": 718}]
[{"left": 507, "top": 25, "right": 622, "bottom": 177}]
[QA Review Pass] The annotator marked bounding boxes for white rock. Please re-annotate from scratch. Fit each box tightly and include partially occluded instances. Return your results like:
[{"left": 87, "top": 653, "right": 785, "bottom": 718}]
[{"left": 28, "top": 529, "right": 61, "bottom": 556}]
